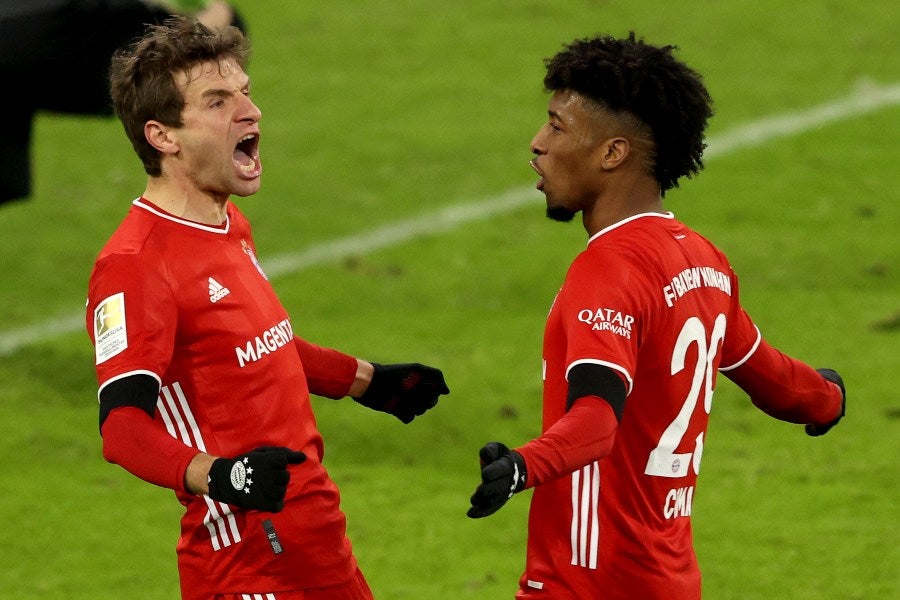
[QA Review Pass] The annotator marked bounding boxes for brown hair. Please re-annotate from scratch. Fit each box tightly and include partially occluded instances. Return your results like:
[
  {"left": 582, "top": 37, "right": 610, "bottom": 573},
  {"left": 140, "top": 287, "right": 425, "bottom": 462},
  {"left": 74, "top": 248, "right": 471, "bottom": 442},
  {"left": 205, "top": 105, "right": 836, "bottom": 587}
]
[{"left": 109, "top": 16, "right": 250, "bottom": 176}]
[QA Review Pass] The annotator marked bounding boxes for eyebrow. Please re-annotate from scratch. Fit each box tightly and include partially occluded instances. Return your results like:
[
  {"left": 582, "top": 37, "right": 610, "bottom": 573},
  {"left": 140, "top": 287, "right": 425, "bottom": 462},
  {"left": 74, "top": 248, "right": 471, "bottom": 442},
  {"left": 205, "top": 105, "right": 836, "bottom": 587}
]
[
  {"left": 199, "top": 77, "right": 251, "bottom": 100},
  {"left": 200, "top": 70, "right": 250, "bottom": 98},
  {"left": 201, "top": 88, "right": 233, "bottom": 99}
]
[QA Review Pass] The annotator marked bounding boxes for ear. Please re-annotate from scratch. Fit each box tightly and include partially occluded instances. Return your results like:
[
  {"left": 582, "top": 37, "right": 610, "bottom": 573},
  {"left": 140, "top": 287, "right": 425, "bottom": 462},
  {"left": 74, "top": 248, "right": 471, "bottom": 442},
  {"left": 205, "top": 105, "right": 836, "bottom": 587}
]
[
  {"left": 597, "top": 137, "right": 630, "bottom": 170},
  {"left": 144, "top": 120, "right": 180, "bottom": 156}
]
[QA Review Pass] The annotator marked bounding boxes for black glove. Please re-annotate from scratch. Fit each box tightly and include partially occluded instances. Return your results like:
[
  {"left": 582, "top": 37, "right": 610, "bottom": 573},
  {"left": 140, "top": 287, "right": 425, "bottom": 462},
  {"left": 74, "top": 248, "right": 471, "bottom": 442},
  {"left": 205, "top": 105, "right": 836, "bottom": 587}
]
[
  {"left": 207, "top": 446, "right": 306, "bottom": 512},
  {"left": 353, "top": 362, "right": 449, "bottom": 423},
  {"left": 467, "top": 442, "right": 527, "bottom": 519},
  {"left": 805, "top": 368, "right": 846, "bottom": 437}
]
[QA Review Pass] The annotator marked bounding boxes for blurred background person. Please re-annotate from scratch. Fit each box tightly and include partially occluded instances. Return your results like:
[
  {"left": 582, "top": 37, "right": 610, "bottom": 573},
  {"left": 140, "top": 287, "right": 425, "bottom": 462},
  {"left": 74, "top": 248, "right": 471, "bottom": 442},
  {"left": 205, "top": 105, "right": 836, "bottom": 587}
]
[{"left": 0, "top": 0, "right": 245, "bottom": 206}]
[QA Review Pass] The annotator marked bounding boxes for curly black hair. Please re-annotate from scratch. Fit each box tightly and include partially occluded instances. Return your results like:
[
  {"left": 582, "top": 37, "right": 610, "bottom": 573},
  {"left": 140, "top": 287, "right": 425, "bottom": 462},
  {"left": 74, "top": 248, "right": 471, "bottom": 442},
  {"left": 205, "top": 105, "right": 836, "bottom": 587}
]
[{"left": 544, "top": 32, "right": 713, "bottom": 194}]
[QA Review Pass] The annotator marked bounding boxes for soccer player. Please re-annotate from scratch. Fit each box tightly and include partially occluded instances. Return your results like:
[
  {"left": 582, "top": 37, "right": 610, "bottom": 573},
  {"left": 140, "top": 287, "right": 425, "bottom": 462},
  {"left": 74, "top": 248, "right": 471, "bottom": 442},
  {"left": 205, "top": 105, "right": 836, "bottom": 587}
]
[
  {"left": 0, "top": 0, "right": 244, "bottom": 205},
  {"left": 466, "top": 33, "right": 846, "bottom": 599},
  {"left": 85, "top": 17, "right": 449, "bottom": 600}
]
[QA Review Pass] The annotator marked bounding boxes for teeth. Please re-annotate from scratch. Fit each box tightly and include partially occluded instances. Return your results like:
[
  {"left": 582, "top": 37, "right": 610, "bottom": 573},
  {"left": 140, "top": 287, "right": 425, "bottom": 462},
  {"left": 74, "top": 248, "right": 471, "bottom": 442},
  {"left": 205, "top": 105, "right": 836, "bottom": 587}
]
[{"left": 240, "top": 159, "right": 257, "bottom": 173}]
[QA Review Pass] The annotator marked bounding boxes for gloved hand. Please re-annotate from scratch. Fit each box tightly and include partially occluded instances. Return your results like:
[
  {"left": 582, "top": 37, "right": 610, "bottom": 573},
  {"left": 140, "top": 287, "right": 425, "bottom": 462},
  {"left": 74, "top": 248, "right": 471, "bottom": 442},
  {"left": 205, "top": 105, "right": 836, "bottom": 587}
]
[
  {"left": 353, "top": 363, "right": 449, "bottom": 423},
  {"left": 207, "top": 446, "right": 306, "bottom": 512},
  {"left": 805, "top": 368, "right": 846, "bottom": 436},
  {"left": 467, "top": 442, "right": 527, "bottom": 518}
]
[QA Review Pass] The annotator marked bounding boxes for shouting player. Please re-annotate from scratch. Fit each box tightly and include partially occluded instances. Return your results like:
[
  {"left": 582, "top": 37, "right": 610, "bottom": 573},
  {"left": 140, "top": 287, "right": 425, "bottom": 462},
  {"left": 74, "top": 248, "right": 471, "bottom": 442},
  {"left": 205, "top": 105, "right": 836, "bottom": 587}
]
[
  {"left": 466, "top": 33, "right": 845, "bottom": 599},
  {"left": 86, "top": 17, "right": 449, "bottom": 600}
]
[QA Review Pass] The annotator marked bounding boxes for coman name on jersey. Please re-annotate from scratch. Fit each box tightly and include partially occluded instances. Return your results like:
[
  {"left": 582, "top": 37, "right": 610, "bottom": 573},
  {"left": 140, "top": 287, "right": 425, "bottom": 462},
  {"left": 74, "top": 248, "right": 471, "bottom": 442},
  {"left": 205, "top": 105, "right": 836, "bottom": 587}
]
[{"left": 234, "top": 318, "right": 294, "bottom": 367}]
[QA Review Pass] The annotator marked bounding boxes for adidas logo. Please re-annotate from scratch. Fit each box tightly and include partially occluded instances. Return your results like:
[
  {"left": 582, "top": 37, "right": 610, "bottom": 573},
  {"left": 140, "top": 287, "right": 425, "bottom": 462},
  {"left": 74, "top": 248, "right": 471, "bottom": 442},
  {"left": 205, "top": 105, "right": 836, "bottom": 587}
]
[{"left": 208, "top": 277, "right": 231, "bottom": 303}]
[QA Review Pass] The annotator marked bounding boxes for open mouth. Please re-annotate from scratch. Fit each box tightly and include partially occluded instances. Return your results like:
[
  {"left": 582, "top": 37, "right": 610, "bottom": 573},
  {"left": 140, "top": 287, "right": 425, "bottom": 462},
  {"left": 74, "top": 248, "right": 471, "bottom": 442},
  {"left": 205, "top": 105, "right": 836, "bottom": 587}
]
[{"left": 233, "top": 133, "right": 261, "bottom": 177}]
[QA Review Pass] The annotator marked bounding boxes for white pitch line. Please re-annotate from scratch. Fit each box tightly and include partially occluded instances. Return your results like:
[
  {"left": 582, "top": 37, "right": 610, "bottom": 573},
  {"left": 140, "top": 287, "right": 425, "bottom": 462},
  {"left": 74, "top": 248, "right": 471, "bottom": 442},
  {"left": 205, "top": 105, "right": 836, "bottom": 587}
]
[
  {"left": 1, "top": 81, "right": 898, "bottom": 356},
  {"left": 703, "top": 79, "right": 900, "bottom": 159}
]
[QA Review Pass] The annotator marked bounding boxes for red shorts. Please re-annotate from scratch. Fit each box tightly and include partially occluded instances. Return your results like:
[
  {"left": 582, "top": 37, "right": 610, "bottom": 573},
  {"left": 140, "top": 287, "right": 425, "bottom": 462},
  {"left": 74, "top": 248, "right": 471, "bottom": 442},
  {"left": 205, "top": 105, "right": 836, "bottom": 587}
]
[{"left": 212, "top": 567, "right": 373, "bottom": 600}]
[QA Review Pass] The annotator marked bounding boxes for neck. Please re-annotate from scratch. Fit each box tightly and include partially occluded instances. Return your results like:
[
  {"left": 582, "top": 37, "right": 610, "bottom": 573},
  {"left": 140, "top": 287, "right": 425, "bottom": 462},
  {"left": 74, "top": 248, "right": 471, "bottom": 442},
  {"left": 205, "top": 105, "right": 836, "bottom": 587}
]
[
  {"left": 582, "top": 176, "right": 664, "bottom": 236},
  {"left": 142, "top": 177, "right": 229, "bottom": 225}
]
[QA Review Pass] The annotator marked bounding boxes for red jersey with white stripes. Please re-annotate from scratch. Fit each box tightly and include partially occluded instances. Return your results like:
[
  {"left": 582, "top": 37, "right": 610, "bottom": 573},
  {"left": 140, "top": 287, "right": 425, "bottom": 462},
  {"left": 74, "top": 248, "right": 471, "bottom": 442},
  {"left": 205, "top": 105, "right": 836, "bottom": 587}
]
[
  {"left": 518, "top": 213, "right": 760, "bottom": 599},
  {"left": 87, "top": 199, "right": 358, "bottom": 597}
]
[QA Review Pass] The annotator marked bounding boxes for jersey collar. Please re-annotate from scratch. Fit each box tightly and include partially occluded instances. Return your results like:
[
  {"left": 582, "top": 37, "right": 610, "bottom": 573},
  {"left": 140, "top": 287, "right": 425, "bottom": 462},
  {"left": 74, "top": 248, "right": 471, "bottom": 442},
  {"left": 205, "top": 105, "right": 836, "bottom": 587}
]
[
  {"left": 586, "top": 211, "right": 674, "bottom": 246},
  {"left": 133, "top": 198, "right": 231, "bottom": 234}
]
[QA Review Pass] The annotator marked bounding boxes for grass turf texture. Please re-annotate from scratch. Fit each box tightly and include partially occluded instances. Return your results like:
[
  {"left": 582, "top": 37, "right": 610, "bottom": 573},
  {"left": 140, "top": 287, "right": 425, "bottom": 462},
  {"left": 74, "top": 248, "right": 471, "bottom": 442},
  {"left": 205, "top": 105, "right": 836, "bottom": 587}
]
[{"left": 0, "top": 0, "right": 897, "bottom": 597}]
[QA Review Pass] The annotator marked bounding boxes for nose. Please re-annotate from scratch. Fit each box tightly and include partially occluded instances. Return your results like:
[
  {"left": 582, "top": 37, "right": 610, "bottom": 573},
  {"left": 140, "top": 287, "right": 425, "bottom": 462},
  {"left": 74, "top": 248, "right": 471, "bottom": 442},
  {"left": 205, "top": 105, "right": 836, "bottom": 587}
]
[
  {"left": 239, "top": 94, "right": 262, "bottom": 123},
  {"left": 529, "top": 127, "right": 545, "bottom": 156}
]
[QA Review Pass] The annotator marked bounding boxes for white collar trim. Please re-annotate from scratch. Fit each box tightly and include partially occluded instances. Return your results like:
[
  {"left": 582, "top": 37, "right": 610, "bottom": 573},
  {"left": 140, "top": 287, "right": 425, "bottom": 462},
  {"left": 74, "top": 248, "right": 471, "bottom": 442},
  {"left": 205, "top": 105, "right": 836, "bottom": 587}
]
[
  {"left": 133, "top": 198, "right": 230, "bottom": 234},
  {"left": 586, "top": 211, "right": 674, "bottom": 245}
]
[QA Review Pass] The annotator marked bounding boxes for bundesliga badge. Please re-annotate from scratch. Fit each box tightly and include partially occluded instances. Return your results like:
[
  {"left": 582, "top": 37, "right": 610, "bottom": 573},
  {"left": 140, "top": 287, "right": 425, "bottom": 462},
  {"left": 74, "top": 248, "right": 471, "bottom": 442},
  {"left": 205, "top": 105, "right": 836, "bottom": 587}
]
[
  {"left": 241, "top": 239, "right": 268, "bottom": 280},
  {"left": 94, "top": 292, "right": 128, "bottom": 364}
]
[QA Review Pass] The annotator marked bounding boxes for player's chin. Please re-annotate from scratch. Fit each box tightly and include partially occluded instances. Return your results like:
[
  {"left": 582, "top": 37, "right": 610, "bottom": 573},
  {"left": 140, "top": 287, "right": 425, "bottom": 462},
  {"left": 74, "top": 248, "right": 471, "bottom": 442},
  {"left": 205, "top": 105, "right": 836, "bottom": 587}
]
[
  {"left": 231, "top": 176, "right": 262, "bottom": 198},
  {"left": 546, "top": 205, "right": 576, "bottom": 223}
]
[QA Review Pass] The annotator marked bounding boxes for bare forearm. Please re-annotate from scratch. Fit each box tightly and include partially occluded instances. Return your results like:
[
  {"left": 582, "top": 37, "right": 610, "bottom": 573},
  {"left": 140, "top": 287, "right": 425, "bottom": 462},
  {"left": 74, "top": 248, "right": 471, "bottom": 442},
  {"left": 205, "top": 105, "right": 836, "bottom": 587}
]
[
  {"left": 183, "top": 452, "right": 216, "bottom": 495},
  {"left": 348, "top": 359, "right": 374, "bottom": 398}
]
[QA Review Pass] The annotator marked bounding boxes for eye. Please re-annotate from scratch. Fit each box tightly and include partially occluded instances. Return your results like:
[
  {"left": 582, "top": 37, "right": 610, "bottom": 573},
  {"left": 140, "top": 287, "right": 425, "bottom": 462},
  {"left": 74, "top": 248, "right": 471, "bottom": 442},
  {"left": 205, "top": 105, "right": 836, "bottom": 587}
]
[{"left": 549, "top": 122, "right": 562, "bottom": 133}]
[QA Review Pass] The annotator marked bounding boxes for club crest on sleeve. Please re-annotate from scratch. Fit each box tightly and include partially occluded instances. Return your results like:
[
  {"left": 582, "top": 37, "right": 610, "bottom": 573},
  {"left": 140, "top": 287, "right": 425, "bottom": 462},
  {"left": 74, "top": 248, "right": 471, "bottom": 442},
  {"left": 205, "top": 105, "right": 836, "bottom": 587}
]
[{"left": 94, "top": 292, "right": 128, "bottom": 364}]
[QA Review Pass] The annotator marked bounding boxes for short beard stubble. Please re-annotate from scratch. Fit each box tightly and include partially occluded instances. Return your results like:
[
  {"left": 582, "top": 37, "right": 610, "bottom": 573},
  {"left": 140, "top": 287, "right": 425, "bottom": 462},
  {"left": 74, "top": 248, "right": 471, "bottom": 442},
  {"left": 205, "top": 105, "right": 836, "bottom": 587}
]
[{"left": 546, "top": 206, "right": 576, "bottom": 223}]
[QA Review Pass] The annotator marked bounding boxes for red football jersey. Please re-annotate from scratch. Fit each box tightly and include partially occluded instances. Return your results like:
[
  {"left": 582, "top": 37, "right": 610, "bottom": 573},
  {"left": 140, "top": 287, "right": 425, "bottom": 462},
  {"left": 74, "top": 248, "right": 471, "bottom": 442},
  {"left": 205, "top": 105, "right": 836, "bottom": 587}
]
[
  {"left": 86, "top": 199, "right": 359, "bottom": 597},
  {"left": 518, "top": 213, "right": 760, "bottom": 599}
]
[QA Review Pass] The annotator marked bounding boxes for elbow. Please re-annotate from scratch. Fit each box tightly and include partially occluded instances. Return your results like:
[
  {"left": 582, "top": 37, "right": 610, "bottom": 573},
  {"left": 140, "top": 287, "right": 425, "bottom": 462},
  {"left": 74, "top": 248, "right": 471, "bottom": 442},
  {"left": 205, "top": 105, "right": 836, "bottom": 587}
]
[
  {"left": 100, "top": 425, "right": 121, "bottom": 466},
  {"left": 101, "top": 442, "right": 117, "bottom": 465}
]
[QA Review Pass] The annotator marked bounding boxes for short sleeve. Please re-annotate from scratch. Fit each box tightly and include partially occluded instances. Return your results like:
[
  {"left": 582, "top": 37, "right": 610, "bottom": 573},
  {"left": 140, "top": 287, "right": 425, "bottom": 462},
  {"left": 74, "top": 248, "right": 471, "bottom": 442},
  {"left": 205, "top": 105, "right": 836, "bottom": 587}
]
[
  {"left": 557, "top": 248, "right": 650, "bottom": 392},
  {"left": 87, "top": 252, "right": 177, "bottom": 390}
]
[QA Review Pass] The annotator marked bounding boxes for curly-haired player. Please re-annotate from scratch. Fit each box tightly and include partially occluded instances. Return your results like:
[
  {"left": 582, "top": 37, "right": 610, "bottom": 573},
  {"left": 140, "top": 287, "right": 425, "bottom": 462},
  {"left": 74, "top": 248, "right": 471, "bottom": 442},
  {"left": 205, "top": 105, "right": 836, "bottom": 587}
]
[{"left": 467, "top": 33, "right": 845, "bottom": 599}]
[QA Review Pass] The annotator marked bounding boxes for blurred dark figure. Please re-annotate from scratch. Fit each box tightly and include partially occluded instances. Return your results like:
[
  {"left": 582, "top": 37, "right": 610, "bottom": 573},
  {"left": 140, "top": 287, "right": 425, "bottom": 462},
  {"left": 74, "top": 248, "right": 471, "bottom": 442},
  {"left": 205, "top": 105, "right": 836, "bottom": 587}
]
[{"left": 0, "top": 0, "right": 246, "bottom": 206}]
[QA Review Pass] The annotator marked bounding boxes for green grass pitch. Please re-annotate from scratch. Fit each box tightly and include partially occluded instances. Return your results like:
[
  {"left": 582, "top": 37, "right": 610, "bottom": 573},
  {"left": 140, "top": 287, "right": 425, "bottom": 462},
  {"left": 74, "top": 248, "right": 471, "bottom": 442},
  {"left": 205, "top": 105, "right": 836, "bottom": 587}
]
[{"left": 0, "top": 1, "right": 897, "bottom": 597}]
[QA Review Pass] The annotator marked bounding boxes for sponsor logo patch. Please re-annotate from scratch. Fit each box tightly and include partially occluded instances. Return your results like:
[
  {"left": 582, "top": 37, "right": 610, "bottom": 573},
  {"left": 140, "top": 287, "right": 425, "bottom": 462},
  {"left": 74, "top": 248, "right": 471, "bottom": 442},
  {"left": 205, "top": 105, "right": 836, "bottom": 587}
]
[
  {"left": 94, "top": 292, "right": 127, "bottom": 364},
  {"left": 234, "top": 318, "right": 295, "bottom": 367},
  {"left": 576, "top": 307, "right": 635, "bottom": 339},
  {"left": 208, "top": 277, "right": 231, "bottom": 303}
]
